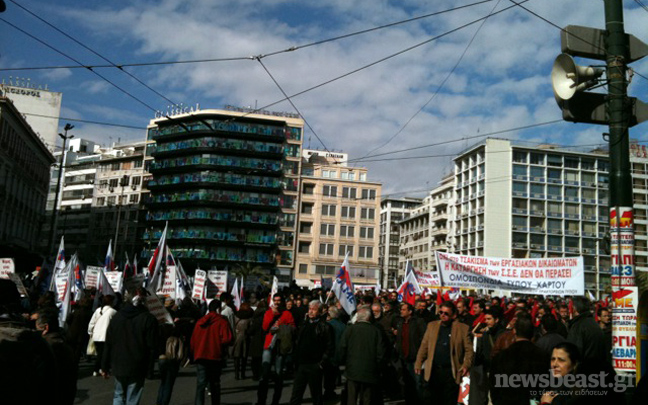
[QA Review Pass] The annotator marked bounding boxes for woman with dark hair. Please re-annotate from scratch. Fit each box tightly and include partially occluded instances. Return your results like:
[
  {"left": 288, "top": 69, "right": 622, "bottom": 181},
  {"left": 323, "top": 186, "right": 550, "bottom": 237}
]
[
  {"left": 248, "top": 300, "right": 267, "bottom": 380},
  {"left": 541, "top": 342, "right": 580, "bottom": 404},
  {"left": 233, "top": 302, "right": 254, "bottom": 379}
]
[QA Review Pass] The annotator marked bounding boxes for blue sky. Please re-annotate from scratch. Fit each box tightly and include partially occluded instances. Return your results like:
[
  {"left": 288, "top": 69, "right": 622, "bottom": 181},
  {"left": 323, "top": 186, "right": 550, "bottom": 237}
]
[{"left": 1, "top": 0, "right": 648, "bottom": 195}]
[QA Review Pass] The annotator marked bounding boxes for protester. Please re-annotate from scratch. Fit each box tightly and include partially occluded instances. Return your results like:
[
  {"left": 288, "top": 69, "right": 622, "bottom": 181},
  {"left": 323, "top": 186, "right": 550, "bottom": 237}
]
[
  {"left": 415, "top": 301, "right": 473, "bottom": 405},
  {"left": 339, "top": 305, "right": 385, "bottom": 405},
  {"left": 101, "top": 289, "right": 159, "bottom": 405},
  {"left": 88, "top": 294, "right": 117, "bottom": 376},
  {"left": 191, "top": 299, "right": 233, "bottom": 405},
  {"left": 233, "top": 302, "right": 254, "bottom": 380},
  {"left": 324, "top": 306, "right": 346, "bottom": 400},
  {"left": 36, "top": 307, "right": 78, "bottom": 405},
  {"left": 66, "top": 296, "right": 93, "bottom": 364},
  {"left": 394, "top": 302, "right": 427, "bottom": 405},
  {"left": 489, "top": 314, "right": 547, "bottom": 405},
  {"left": 157, "top": 322, "right": 185, "bottom": 405},
  {"left": 597, "top": 306, "right": 612, "bottom": 362},
  {"left": 535, "top": 313, "right": 566, "bottom": 356},
  {"left": 414, "top": 298, "right": 435, "bottom": 323},
  {"left": 566, "top": 297, "right": 607, "bottom": 370},
  {"left": 471, "top": 306, "right": 505, "bottom": 405},
  {"left": 249, "top": 300, "right": 268, "bottom": 381},
  {"left": 456, "top": 299, "right": 475, "bottom": 327},
  {"left": 289, "top": 300, "right": 333, "bottom": 405},
  {"left": 257, "top": 294, "right": 295, "bottom": 405}
]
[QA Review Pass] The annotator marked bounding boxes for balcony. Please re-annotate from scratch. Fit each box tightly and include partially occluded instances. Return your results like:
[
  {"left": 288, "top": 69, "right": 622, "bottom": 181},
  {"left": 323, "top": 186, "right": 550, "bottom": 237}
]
[
  {"left": 547, "top": 229, "right": 562, "bottom": 235},
  {"left": 565, "top": 247, "right": 580, "bottom": 253},
  {"left": 530, "top": 244, "right": 546, "bottom": 250},
  {"left": 530, "top": 177, "right": 546, "bottom": 182},
  {"left": 512, "top": 208, "right": 528, "bottom": 215},
  {"left": 512, "top": 226, "right": 529, "bottom": 232},
  {"left": 513, "top": 192, "right": 529, "bottom": 197},
  {"left": 530, "top": 210, "right": 546, "bottom": 216},
  {"left": 513, "top": 242, "right": 528, "bottom": 248},
  {"left": 530, "top": 227, "right": 546, "bottom": 233}
]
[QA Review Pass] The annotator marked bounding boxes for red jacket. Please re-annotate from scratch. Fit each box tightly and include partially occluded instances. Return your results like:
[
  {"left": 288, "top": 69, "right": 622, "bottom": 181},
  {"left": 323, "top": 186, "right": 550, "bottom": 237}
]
[
  {"left": 262, "top": 308, "right": 295, "bottom": 350},
  {"left": 191, "top": 312, "right": 233, "bottom": 361}
]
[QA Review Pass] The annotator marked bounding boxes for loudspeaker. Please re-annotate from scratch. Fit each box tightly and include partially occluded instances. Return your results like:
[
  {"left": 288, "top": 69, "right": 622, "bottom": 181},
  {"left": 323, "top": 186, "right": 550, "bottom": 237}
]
[{"left": 551, "top": 53, "right": 603, "bottom": 101}]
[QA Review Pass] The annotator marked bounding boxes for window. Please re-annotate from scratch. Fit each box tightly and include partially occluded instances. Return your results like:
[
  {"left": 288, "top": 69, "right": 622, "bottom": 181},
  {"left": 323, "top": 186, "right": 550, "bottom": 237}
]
[
  {"left": 298, "top": 242, "right": 311, "bottom": 254},
  {"left": 359, "top": 246, "right": 373, "bottom": 258},
  {"left": 530, "top": 153, "right": 544, "bottom": 165},
  {"left": 360, "top": 227, "right": 375, "bottom": 239},
  {"left": 321, "top": 204, "right": 336, "bottom": 216},
  {"left": 109, "top": 178, "right": 119, "bottom": 188},
  {"left": 323, "top": 185, "right": 337, "bottom": 197},
  {"left": 564, "top": 158, "right": 579, "bottom": 168},
  {"left": 303, "top": 183, "right": 315, "bottom": 195},
  {"left": 340, "top": 225, "right": 355, "bottom": 237},
  {"left": 360, "top": 208, "right": 375, "bottom": 220},
  {"left": 513, "top": 151, "right": 527, "bottom": 163},
  {"left": 131, "top": 176, "right": 141, "bottom": 186},
  {"left": 320, "top": 224, "right": 335, "bottom": 236},
  {"left": 341, "top": 206, "right": 356, "bottom": 218},
  {"left": 129, "top": 194, "right": 139, "bottom": 204},
  {"left": 315, "top": 265, "right": 336, "bottom": 275},
  {"left": 339, "top": 245, "right": 354, "bottom": 256},
  {"left": 564, "top": 171, "right": 578, "bottom": 182},
  {"left": 548, "top": 202, "right": 562, "bottom": 214},
  {"left": 547, "top": 169, "right": 562, "bottom": 180},
  {"left": 530, "top": 166, "right": 544, "bottom": 177},
  {"left": 301, "top": 203, "right": 313, "bottom": 214},
  {"left": 96, "top": 197, "right": 105, "bottom": 206},
  {"left": 513, "top": 182, "right": 527, "bottom": 193},
  {"left": 319, "top": 243, "right": 334, "bottom": 255},
  {"left": 547, "top": 155, "right": 562, "bottom": 166},
  {"left": 107, "top": 196, "right": 116, "bottom": 205},
  {"left": 342, "top": 187, "right": 357, "bottom": 199},
  {"left": 547, "top": 185, "right": 561, "bottom": 197},
  {"left": 565, "top": 187, "right": 578, "bottom": 198},
  {"left": 111, "top": 163, "right": 121, "bottom": 170},
  {"left": 513, "top": 216, "right": 527, "bottom": 227},
  {"left": 134, "top": 159, "right": 143, "bottom": 168},
  {"left": 300, "top": 222, "right": 312, "bottom": 234},
  {"left": 361, "top": 189, "right": 376, "bottom": 200},
  {"left": 530, "top": 184, "right": 544, "bottom": 195},
  {"left": 359, "top": 173, "right": 367, "bottom": 181},
  {"left": 513, "top": 165, "right": 527, "bottom": 176},
  {"left": 548, "top": 219, "right": 562, "bottom": 230},
  {"left": 299, "top": 264, "right": 308, "bottom": 274}
]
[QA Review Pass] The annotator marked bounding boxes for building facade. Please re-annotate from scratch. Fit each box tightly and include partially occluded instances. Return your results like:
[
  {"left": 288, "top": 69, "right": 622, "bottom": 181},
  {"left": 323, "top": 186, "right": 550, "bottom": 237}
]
[
  {"left": 0, "top": 96, "right": 55, "bottom": 268},
  {"left": 144, "top": 107, "right": 303, "bottom": 278},
  {"left": 379, "top": 197, "right": 422, "bottom": 287},
  {"left": 294, "top": 150, "right": 382, "bottom": 287},
  {"left": 451, "top": 138, "right": 611, "bottom": 295}
]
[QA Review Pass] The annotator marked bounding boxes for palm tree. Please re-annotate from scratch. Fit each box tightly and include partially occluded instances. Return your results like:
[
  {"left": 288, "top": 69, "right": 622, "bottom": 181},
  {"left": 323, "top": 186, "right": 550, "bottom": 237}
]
[{"left": 231, "top": 262, "right": 271, "bottom": 288}]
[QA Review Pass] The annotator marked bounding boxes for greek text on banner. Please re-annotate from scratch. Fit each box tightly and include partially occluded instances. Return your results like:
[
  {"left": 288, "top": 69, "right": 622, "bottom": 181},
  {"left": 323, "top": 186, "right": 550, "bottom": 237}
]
[{"left": 435, "top": 252, "right": 584, "bottom": 296}]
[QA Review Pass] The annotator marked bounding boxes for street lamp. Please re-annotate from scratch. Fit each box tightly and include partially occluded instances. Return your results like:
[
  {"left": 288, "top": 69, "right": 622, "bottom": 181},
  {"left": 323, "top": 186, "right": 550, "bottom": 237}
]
[
  {"left": 113, "top": 174, "right": 129, "bottom": 261},
  {"left": 48, "top": 123, "right": 74, "bottom": 255}
]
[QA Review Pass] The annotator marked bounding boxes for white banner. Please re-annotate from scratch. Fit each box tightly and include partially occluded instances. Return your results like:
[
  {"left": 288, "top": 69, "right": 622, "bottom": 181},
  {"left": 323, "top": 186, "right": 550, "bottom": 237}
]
[
  {"left": 611, "top": 287, "right": 638, "bottom": 373},
  {"left": 0, "top": 258, "right": 15, "bottom": 279},
  {"left": 9, "top": 273, "right": 28, "bottom": 297},
  {"left": 104, "top": 271, "right": 123, "bottom": 294},
  {"left": 435, "top": 252, "right": 584, "bottom": 296},
  {"left": 158, "top": 265, "right": 176, "bottom": 298},
  {"left": 192, "top": 270, "right": 207, "bottom": 301},
  {"left": 207, "top": 270, "right": 228, "bottom": 298},
  {"left": 145, "top": 294, "right": 173, "bottom": 324},
  {"left": 415, "top": 270, "right": 441, "bottom": 288},
  {"left": 85, "top": 266, "right": 102, "bottom": 289}
]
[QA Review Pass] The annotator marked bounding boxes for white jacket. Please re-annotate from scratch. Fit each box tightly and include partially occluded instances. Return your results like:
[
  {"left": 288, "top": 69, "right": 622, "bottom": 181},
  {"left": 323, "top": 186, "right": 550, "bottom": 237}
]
[{"left": 88, "top": 306, "right": 117, "bottom": 342}]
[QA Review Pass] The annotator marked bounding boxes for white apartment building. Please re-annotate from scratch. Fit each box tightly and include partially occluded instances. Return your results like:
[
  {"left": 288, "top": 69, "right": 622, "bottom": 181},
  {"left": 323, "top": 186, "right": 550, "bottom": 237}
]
[
  {"left": 451, "top": 138, "right": 610, "bottom": 295},
  {"left": 379, "top": 197, "right": 422, "bottom": 287}
]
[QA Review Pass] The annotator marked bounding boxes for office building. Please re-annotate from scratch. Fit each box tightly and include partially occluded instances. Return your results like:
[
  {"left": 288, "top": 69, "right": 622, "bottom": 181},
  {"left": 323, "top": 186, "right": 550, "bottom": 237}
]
[{"left": 294, "top": 150, "right": 382, "bottom": 287}]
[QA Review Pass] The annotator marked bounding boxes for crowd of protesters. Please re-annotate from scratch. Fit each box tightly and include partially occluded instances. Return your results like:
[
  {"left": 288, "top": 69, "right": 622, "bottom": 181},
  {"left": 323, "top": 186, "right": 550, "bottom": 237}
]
[{"left": 1, "top": 273, "right": 646, "bottom": 405}]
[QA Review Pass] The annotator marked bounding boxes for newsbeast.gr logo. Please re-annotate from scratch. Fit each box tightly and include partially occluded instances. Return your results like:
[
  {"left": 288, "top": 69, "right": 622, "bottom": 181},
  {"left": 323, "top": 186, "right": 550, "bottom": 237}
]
[{"left": 492, "top": 371, "right": 634, "bottom": 394}]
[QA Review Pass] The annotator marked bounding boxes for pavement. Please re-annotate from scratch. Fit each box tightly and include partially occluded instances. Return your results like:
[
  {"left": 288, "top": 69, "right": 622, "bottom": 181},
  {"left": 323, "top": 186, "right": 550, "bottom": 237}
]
[{"left": 74, "top": 357, "right": 353, "bottom": 405}]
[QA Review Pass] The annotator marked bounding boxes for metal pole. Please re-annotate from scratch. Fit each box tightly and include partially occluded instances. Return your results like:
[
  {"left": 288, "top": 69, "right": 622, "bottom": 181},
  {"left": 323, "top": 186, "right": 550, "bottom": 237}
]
[
  {"left": 605, "top": 0, "right": 635, "bottom": 288},
  {"left": 48, "top": 124, "right": 74, "bottom": 255},
  {"left": 113, "top": 175, "right": 128, "bottom": 262}
]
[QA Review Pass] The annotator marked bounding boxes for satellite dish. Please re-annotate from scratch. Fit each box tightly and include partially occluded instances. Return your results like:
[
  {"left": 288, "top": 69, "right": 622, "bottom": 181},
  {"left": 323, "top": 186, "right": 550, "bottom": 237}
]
[{"left": 551, "top": 54, "right": 604, "bottom": 101}]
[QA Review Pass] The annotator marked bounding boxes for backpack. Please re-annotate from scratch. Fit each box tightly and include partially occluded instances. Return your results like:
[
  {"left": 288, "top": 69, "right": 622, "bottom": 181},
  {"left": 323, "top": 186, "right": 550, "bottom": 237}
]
[
  {"left": 276, "top": 324, "right": 295, "bottom": 355},
  {"left": 165, "top": 336, "right": 186, "bottom": 362}
]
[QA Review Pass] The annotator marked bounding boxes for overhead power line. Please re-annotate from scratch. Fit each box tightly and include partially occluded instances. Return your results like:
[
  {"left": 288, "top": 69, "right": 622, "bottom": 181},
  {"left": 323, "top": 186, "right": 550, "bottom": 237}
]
[
  {"left": 0, "top": 0, "right": 495, "bottom": 73},
  {"left": 7, "top": 0, "right": 177, "bottom": 106}
]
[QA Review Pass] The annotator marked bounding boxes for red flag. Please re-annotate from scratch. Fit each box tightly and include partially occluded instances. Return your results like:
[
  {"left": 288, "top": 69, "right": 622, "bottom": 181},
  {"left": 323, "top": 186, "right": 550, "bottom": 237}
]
[{"left": 436, "top": 288, "right": 443, "bottom": 306}]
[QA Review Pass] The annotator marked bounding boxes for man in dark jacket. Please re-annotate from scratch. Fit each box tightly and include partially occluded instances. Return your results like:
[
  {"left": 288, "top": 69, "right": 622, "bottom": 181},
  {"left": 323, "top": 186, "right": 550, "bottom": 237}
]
[
  {"left": 471, "top": 307, "right": 505, "bottom": 405},
  {"left": 36, "top": 308, "right": 77, "bottom": 405},
  {"left": 489, "top": 315, "right": 547, "bottom": 405},
  {"left": 535, "top": 313, "right": 566, "bottom": 356},
  {"left": 340, "top": 305, "right": 385, "bottom": 405},
  {"left": 191, "top": 299, "right": 233, "bottom": 405},
  {"left": 567, "top": 296, "right": 607, "bottom": 371},
  {"left": 102, "top": 290, "right": 159, "bottom": 405},
  {"left": 394, "top": 302, "right": 427, "bottom": 405},
  {"left": 289, "top": 300, "right": 333, "bottom": 405}
]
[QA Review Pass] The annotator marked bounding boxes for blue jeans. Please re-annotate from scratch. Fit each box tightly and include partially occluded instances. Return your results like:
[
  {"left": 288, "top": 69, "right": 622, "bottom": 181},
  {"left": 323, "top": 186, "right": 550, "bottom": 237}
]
[
  {"left": 195, "top": 360, "right": 223, "bottom": 405},
  {"left": 257, "top": 349, "right": 286, "bottom": 405},
  {"left": 113, "top": 377, "right": 144, "bottom": 405},
  {"left": 157, "top": 358, "right": 180, "bottom": 405}
]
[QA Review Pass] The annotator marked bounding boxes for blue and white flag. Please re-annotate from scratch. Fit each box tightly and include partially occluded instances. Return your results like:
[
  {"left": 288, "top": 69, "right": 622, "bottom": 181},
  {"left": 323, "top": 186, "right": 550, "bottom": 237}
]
[{"left": 331, "top": 253, "right": 356, "bottom": 316}]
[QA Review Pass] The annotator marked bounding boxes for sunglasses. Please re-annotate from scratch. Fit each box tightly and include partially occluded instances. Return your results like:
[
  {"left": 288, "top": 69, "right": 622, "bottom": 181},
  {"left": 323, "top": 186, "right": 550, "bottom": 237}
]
[{"left": 439, "top": 311, "right": 452, "bottom": 316}]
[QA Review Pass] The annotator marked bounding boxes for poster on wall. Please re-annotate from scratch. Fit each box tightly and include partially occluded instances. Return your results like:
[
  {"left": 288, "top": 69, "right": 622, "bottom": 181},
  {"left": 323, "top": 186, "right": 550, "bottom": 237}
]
[{"left": 611, "top": 287, "right": 638, "bottom": 373}]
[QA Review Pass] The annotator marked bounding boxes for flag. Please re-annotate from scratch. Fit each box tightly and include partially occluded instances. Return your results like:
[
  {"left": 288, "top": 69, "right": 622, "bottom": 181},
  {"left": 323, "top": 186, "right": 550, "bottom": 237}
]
[
  {"left": 396, "top": 264, "right": 421, "bottom": 305},
  {"left": 123, "top": 252, "right": 132, "bottom": 279},
  {"left": 374, "top": 281, "right": 381, "bottom": 297},
  {"left": 58, "top": 253, "right": 77, "bottom": 328},
  {"left": 268, "top": 276, "right": 279, "bottom": 308},
  {"left": 72, "top": 258, "right": 85, "bottom": 302},
  {"left": 104, "top": 240, "right": 115, "bottom": 272},
  {"left": 93, "top": 266, "right": 117, "bottom": 311},
  {"left": 231, "top": 278, "right": 241, "bottom": 310},
  {"left": 405, "top": 260, "right": 415, "bottom": 276},
  {"left": 448, "top": 288, "right": 461, "bottom": 301},
  {"left": 133, "top": 255, "right": 138, "bottom": 275},
  {"left": 240, "top": 276, "right": 245, "bottom": 304},
  {"left": 175, "top": 269, "right": 187, "bottom": 302},
  {"left": 331, "top": 253, "right": 356, "bottom": 316},
  {"left": 147, "top": 222, "right": 168, "bottom": 277},
  {"left": 436, "top": 288, "right": 443, "bottom": 306},
  {"left": 49, "top": 236, "right": 66, "bottom": 292},
  {"left": 586, "top": 290, "right": 596, "bottom": 301}
]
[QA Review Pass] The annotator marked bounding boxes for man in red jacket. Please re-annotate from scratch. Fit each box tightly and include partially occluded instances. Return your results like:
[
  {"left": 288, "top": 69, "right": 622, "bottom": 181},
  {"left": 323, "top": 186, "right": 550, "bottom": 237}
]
[
  {"left": 257, "top": 293, "right": 295, "bottom": 405},
  {"left": 191, "top": 299, "right": 233, "bottom": 405}
]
